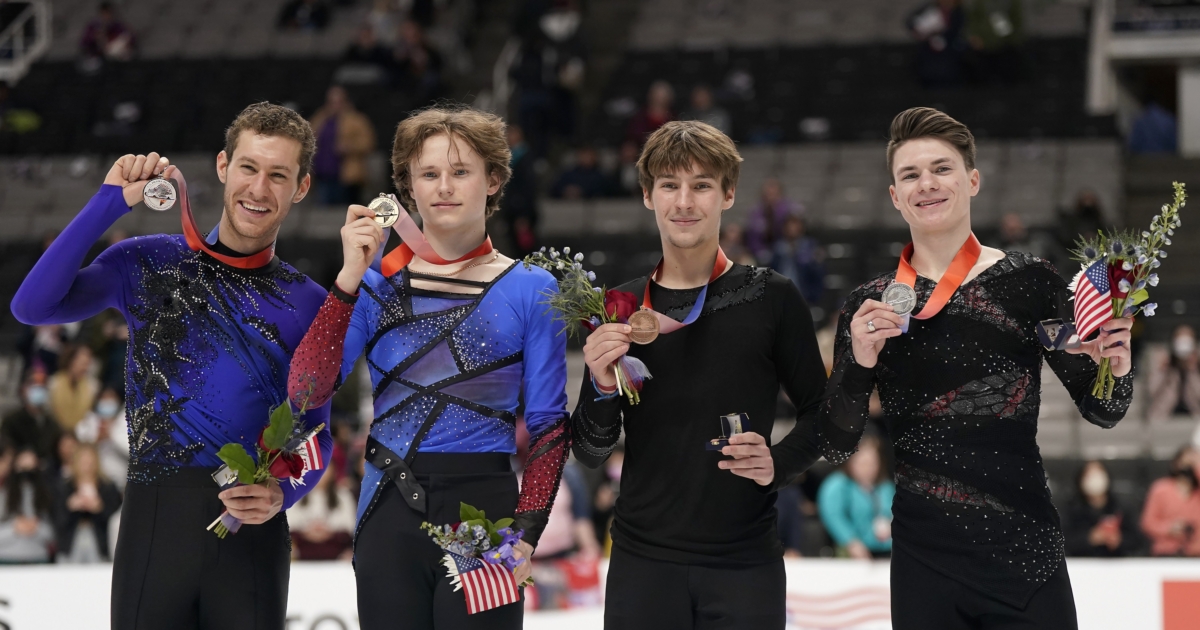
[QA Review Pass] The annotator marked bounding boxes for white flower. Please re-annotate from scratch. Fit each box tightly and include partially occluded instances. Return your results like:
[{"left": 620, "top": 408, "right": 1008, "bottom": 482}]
[
  {"left": 1159, "top": 250, "right": 1168, "bottom": 258},
  {"left": 593, "top": 286, "right": 603, "bottom": 293},
  {"left": 1142, "top": 231, "right": 1151, "bottom": 238},
  {"left": 1143, "top": 303, "right": 1157, "bottom": 317},
  {"left": 1118, "top": 278, "right": 1131, "bottom": 293},
  {"left": 550, "top": 251, "right": 559, "bottom": 259},
  {"left": 575, "top": 252, "right": 584, "bottom": 262},
  {"left": 1164, "top": 237, "right": 1172, "bottom": 246},
  {"left": 1152, "top": 259, "right": 1162, "bottom": 268},
  {"left": 563, "top": 247, "right": 571, "bottom": 255},
  {"left": 1135, "top": 279, "right": 1146, "bottom": 290},
  {"left": 587, "top": 271, "right": 596, "bottom": 281},
  {"left": 1137, "top": 255, "right": 1147, "bottom": 265},
  {"left": 1168, "top": 229, "right": 1175, "bottom": 236},
  {"left": 1148, "top": 273, "right": 1159, "bottom": 286},
  {"left": 1122, "top": 261, "right": 1133, "bottom": 271}
]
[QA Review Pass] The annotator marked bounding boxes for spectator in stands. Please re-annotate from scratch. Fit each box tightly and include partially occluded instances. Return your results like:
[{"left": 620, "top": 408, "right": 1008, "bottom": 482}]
[
  {"left": 680, "top": 85, "right": 732, "bottom": 137},
  {"left": 907, "top": 0, "right": 969, "bottom": 88},
  {"left": 0, "top": 447, "right": 55, "bottom": 563},
  {"left": 1141, "top": 445, "right": 1200, "bottom": 556},
  {"left": 80, "top": 2, "right": 136, "bottom": 62},
  {"left": 1064, "top": 460, "right": 1142, "bottom": 557},
  {"left": 2, "top": 368, "right": 61, "bottom": 468},
  {"left": 990, "top": 212, "right": 1058, "bottom": 262},
  {"left": 775, "top": 479, "right": 806, "bottom": 557},
  {"left": 626, "top": 81, "right": 675, "bottom": 147},
  {"left": 343, "top": 25, "right": 395, "bottom": 82},
  {"left": 73, "top": 387, "right": 128, "bottom": 491},
  {"left": 278, "top": 0, "right": 331, "bottom": 31},
  {"left": 500, "top": 125, "right": 540, "bottom": 258},
  {"left": 393, "top": 19, "right": 444, "bottom": 104},
  {"left": 510, "top": 0, "right": 586, "bottom": 160},
  {"left": 1056, "top": 189, "right": 1105, "bottom": 277},
  {"left": 744, "top": 177, "right": 804, "bottom": 264},
  {"left": 286, "top": 463, "right": 356, "bottom": 560},
  {"left": 47, "top": 345, "right": 99, "bottom": 433},
  {"left": 1129, "top": 100, "right": 1178, "bottom": 154},
  {"left": 1148, "top": 325, "right": 1200, "bottom": 421},
  {"left": 965, "top": 0, "right": 1025, "bottom": 84},
  {"left": 817, "top": 433, "right": 894, "bottom": 559},
  {"left": 309, "top": 86, "right": 377, "bottom": 206},
  {"left": 366, "top": 0, "right": 402, "bottom": 46},
  {"left": 551, "top": 146, "right": 609, "bottom": 199},
  {"left": 771, "top": 216, "right": 825, "bottom": 306},
  {"left": 55, "top": 443, "right": 121, "bottom": 563},
  {"left": 612, "top": 140, "right": 641, "bottom": 197},
  {"left": 18, "top": 323, "right": 65, "bottom": 376},
  {"left": 720, "top": 223, "right": 755, "bottom": 266}
]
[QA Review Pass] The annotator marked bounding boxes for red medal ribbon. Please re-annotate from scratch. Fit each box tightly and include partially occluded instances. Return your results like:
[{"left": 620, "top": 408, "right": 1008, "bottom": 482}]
[
  {"left": 895, "top": 232, "right": 982, "bottom": 320},
  {"left": 380, "top": 207, "right": 493, "bottom": 277},
  {"left": 168, "top": 166, "right": 277, "bottom": 269},
  {"left": 640, "top": 247, "right": 730, "bottom": 334}
]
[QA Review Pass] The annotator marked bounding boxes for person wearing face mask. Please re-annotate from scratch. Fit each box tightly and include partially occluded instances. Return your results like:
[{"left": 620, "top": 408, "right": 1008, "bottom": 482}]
[
  {"left": 1063, "top": 460, "right": 1141, "bottom": 557},
  {"left": 1148, "top": 325, "right": 1200, "bottom": 421},
  {"left": 1, "top": 369, "right": 64, "bottom": 471},
  {"left": 9, "top": 103, "right": 334, "bottom": 630},
  {"left": 74, "top": 387, "right": 129, "bottom": 491},
  {"left": 0, "top": 448, "right": 56, "bottom": 564},
  {"left": 1141, "top": 446, "right": 1200, "bottom": 557}
]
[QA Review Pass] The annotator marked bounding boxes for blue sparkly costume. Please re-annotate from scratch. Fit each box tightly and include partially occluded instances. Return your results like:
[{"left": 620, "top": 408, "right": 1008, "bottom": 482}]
[
  {"left": 289, "top": 262, "right": 570, "bottom": 544},
  {"left": 11, "top": 185, "right": 333, "bottom": 508}
]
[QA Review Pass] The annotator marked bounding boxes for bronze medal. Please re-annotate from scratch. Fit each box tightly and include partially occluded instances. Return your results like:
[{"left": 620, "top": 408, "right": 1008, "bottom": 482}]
[{"left": 628, "top": 309, "right": 660, "bottom": 345}]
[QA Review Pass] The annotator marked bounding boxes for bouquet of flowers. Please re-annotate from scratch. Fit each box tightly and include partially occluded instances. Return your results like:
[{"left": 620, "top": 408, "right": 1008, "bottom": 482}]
[
  {"left": 206, "top": 386, "right": 324, "bottom": 538},
  {"left": 1069, "top": 182, "right": 1186, "bottom": 399},
  {"left": 421, "top": 502, "right": 530, "bottom": 614},
  {"left": 524, "top": 247, "right": 651, "bottom": 404}
]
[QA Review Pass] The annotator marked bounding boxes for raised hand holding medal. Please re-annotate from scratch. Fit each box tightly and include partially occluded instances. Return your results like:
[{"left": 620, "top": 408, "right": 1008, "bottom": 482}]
[{"left": 104, "top": 152, "right": 172, "bottom": 208}]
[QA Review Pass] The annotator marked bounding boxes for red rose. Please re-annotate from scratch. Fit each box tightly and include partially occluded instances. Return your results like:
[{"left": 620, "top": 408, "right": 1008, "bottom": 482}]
[
  {"left": 269, "top": 452, "right": 305, "bottom": 479},
  {"left": 1108, "top": 264, "right": 1134, "bottom": 299},
  {"left": 604, "top": 290, "right": 639, "bottom": 323}
]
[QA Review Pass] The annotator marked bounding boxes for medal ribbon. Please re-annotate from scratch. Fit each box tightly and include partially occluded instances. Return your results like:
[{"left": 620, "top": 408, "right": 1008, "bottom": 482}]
[
  {"left": 894, "top": 232, "right": 982, "bottom": 320},
  {"left": 380, "top": 208, "right": 493, "bottom": 277},
  {"left": 640, "top": 247, "right": 730, "bottom": 334},
  {"left": 167, "top": 166, "right": 277, "bottom": 269}
]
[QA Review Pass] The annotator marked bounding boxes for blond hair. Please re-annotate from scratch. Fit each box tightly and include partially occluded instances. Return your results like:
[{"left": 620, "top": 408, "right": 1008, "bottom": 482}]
[
  {"left": 637, "top": 120, "right": 742, "bottom": 193},
  {"left": 391, "top": 105, "right": 512, "bottom": 218},
  {"left": 886, "top": 107, "right": 976, "bottom": 177},
  {"left": 223, "top": 102, "right": 316, "bottom": 181}
]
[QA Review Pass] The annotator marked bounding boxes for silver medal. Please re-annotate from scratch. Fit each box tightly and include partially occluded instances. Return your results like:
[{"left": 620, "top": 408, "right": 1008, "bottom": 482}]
[
  {"left": 142, "top": 176, "right": 177, "bottom": 211},
  {"left": 369, "top": 194, "right": 401, "bottom": 228},
  {"left": 882, "top": 282, "right": 917, "bottom": 317}
]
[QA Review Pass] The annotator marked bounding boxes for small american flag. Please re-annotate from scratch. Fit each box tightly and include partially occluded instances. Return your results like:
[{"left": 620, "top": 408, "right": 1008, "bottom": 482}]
[
  {"left": 1074, "top": 261, "right": 1113, "bottom": 341},
  {"left": 295, "top": 432, "right": 323, "bottom": 475},
  {"left": 443, "top": 552, "right": 520, "bottom": 614}
]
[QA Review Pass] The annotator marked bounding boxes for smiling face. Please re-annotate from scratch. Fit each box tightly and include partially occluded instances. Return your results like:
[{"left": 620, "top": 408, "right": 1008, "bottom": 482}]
[
  {"left": 216, "top": 130, "right": 311, "bottom": 251},
  {"left": 406, "top": 133, "right": 500, "bottom": 236},
  {"left": 644, "top": 162, "right": 734, "bottom": 252},
  {"left": 888, "top": 137, "right": 979, "bottom": 236}
]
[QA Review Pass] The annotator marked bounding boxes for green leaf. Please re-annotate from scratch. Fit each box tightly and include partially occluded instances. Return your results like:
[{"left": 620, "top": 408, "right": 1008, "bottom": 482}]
[
  {"left": 459, "top": 502, "right": 485, "bottom": 523},
  {"left": 493, "top": 518, "right": 514, "bottom": 530},
  {"left": 262, "top": 402, "right": 294, "bottom": 452},
  {"left": 1128, "top": 289, "right": 1149, "bottom": 306},
  {"left": 217, "top": 443, "right": 257, "bottom": 485}
]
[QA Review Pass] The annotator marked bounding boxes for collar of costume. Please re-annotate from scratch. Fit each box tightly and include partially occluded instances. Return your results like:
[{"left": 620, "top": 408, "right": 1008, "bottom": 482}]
[
  {"left": 170, "top": 166, "right": 276, "bottom": 269},
  {"left": 639, "top": 246, "right": 729, "bottom": 334},
  {"left": 380, "top": 209, "right": 493, "bottom": 277},
  {"left": 895, "top": 232, "right": 982, "bottom": 320}
]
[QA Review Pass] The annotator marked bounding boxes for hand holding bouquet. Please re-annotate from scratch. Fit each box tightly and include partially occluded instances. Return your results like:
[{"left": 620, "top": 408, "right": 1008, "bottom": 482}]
[
  {"left": 524, "top": 247, "right": 651, "bottom": 404},
  {"left": 207, "top": 386, "right": 324, "bottom": 538},
  {"left": 1068, "top": 182, "right": 1185, "bottom": 399},
  {"left": 421, "top": 503, "right": 531, "bottom": 614}
]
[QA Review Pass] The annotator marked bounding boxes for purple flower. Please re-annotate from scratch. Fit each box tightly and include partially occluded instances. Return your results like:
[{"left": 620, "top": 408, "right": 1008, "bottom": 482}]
[{"left": 1143, "top": 303, "right": 1157, "bottom": 316}]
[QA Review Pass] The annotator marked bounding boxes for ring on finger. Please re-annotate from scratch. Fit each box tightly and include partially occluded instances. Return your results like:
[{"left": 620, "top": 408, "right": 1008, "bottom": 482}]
[{"left": 866, "top": 320, "right": 876, "bottom": 333}]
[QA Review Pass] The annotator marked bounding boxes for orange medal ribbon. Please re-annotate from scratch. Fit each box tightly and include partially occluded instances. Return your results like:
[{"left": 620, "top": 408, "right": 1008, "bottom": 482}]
[
  {"left": 379, "top": 206, "right": 493, "bottom": 277},
  {"left": 894, "top": 233, "right": 982, "bottom": 320},
  {"left": 169, "top": 166, "right": 276, "bottom": 269}
]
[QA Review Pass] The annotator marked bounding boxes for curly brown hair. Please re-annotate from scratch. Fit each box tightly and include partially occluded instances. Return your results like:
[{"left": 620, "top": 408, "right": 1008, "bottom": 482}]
[
  {"left": 390, "top": 104, "right": 512, "bottom": 218},
  {"left": 223, "top": 102, "right": 317, "bottom": 181}
]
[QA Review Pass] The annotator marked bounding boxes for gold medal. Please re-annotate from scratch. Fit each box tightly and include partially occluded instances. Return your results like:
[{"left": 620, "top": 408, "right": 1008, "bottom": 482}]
[
  {"left": 628, "top": 309, "right": 660, "bottom": 345},
  {"left": 369, "top": 194, "right": 401, "bottom": 228}
]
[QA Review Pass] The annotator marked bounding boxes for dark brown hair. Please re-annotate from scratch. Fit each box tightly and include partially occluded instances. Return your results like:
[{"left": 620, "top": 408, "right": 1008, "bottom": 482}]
[
  {"left": 637, "top": 120, "right": 743, "bottom": 193},
  {"left": 390, "top": 104, "right": 512, "bottom": 218},
  {"left": 223, "top": 102, "right": 316, "bottom": 181},
  {"left": 886, "top": 107, "right": 976, "bottom": 177}
]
